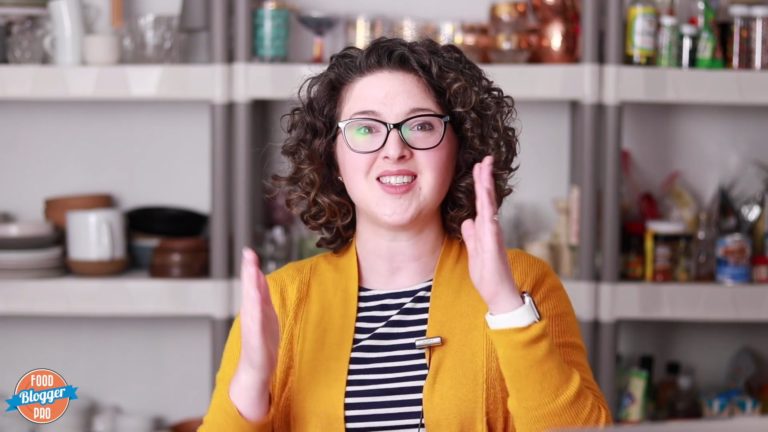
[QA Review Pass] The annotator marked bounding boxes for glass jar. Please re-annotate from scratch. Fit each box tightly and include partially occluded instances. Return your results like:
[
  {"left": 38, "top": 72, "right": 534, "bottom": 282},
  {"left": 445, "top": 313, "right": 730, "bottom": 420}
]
[
  {"left": 750, "top": 5, "right": 768, "bottom": 70},
  {"left": 645, "top": 220, "right": 691, "bottom": 282},
  {"left": 728, "top": 4, "right": 752, "bottom": 69},
  {"left": 626, "top": 0, "right": 658, "bottom": 65},
  {"left": 657, "top": 14, "right": 680, "bottom": 67}
]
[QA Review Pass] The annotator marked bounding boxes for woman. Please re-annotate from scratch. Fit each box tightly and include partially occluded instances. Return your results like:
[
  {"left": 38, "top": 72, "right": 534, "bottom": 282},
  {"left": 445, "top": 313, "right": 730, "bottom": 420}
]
[{"left": 200, "top": 38, "right": 611, "bottom": 431}]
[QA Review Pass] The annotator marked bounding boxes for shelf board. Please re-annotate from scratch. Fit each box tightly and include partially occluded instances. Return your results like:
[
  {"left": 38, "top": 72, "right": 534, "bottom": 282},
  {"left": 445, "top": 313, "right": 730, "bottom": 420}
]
[
  {"left": 230, "top": 278, "right": 597, "bottom": 321},
  {"left": 233, "top": 63, "right": 598, "bottom": 103},
  {"left": 598, "top": 282, "right": 768, "bottom": 323},
  {"left": 0, "top": 271, "right": 231, "bottom": 318},
  {"left": 0, "top": 65, "right": 227, "bottom": 102},
  {"left": 604, "top": 65, "right": 768, "bottom": 106},
  {"left": 0, "top": 6, "right": 46, "bottom": 16},
  {"left": 562, "top": 279, "right": 597, "bottom": 321}
]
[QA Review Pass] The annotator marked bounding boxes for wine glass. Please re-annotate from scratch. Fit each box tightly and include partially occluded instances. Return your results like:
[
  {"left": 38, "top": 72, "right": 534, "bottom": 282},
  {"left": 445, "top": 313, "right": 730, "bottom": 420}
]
[{"left": 296, "top": 11, "right": 337, "bottom": 63}]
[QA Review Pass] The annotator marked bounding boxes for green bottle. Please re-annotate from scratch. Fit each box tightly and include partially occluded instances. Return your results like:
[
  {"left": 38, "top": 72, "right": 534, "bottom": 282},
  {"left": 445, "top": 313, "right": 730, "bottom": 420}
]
[{"left": 695, "top": 0, "right": 724, "bottom": 68}]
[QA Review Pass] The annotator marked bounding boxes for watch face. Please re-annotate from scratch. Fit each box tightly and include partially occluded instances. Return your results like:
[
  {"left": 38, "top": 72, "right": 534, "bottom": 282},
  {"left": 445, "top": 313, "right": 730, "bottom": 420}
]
[{"left": 522, "top": 292, "right": 541, "bottom": 321}]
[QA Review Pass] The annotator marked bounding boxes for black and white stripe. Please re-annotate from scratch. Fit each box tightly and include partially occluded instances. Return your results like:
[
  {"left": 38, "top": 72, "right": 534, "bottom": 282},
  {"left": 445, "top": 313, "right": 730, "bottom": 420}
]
[{"left": 344, "top": 281, "right": 432, "bottom": 432}]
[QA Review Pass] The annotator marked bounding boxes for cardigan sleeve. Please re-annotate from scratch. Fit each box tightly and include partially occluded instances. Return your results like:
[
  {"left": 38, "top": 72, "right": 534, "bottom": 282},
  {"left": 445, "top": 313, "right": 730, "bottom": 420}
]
[
  {"left": 198, "top": 315, "right": 273, "bottom": 432},
  {"left": 487, "top": 251, "right": 612, "bottom": 432}
]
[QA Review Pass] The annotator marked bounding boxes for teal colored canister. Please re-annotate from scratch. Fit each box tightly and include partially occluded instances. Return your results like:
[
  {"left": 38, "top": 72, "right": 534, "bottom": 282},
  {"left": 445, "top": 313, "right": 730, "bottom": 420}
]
[{"left": 253, "top": 0, "right": 290, "bottom": 61}]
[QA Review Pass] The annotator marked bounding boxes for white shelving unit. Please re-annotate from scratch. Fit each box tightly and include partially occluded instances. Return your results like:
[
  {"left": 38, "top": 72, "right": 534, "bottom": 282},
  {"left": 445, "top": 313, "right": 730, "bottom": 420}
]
[
  {"left": 0, "top": 271, "right": 231, "bottom": 319},
  {"left": 598, "top": 282, "right": 768, "bottom": 323},
  {"left": 231, "top": 63, "right": 600, "bottom": 103},
  {"left": 0, "top": 65, "right": 228, "bottom": 102},
  {"left": 603, "top": 65, "right": 768, "bottom": 106}
]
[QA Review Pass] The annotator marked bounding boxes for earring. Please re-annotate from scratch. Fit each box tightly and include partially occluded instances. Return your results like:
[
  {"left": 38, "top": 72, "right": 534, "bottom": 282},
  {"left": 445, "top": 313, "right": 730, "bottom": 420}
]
[{"left": 338, "top": 176, "right": 344, "bottom": 182}]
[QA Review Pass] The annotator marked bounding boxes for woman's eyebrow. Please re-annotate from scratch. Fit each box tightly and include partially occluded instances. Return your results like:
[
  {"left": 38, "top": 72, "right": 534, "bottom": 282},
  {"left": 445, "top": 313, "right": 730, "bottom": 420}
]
[{"left": 346, "top": 107, "right": 439, "bottom": 119}]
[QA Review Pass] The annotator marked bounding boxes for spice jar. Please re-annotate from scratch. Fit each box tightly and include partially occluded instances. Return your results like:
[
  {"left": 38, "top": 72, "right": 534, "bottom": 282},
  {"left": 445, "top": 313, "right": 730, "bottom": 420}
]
[
  {"left": 750, "top": 5, "right": 768, "bottom": 70},
  {"left": 728, "top": 4, "right": 752, "bottom": 69}
]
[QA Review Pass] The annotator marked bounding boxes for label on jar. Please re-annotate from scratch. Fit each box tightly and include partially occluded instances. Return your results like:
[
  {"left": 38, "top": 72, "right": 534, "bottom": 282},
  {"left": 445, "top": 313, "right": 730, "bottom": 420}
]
[
  {"left": 626, "top": 6, "right": 658, "bottom": 58},
  {"left": 716, "top": 234, "right": 752, "bottom": 283}
]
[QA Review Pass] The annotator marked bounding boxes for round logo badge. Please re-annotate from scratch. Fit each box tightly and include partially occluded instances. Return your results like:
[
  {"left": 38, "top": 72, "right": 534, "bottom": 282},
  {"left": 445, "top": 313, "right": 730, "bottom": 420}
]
[{"left": 5, "top": 368, "right": 78, "bottom": 424}]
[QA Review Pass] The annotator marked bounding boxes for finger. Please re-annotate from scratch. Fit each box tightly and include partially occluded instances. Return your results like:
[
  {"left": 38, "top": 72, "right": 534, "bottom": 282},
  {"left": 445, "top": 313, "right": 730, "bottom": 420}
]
[
  {"left": 482, "top": 156, "right": 497, "bottom": 220},
  {"left": 460, "top": 219, "right": 476, "bottom": 255},
  {"left": 473, "top": 161, "right": 482, "bottom": 219},
  {"left": 241, "top": 248, "right": 258, "bottom": 310}
]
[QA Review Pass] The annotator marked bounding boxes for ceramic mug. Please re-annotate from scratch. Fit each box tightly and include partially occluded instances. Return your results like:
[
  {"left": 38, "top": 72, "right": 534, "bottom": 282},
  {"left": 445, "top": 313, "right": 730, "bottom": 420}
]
[
  {"left": 66, "top": 208, "right": 126, "bottom": 261},
  {"left": 83, "top": 33, "right": 120, "bottom": 65}
]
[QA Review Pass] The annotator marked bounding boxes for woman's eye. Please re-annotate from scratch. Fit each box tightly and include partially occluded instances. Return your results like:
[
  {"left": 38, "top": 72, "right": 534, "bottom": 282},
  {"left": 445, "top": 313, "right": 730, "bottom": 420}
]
[
  {"left": 354, "top": 125, "right": 375, "bottom": 136},
  {"left": 411, "top": 122, "right": 434, "bottom": 132}
]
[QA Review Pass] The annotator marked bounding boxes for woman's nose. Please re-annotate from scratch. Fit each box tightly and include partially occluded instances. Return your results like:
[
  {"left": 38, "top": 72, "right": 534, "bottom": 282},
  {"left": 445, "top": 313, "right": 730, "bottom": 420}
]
[{"left": 380, "top": 129, "right": 412, "bottom": 161}]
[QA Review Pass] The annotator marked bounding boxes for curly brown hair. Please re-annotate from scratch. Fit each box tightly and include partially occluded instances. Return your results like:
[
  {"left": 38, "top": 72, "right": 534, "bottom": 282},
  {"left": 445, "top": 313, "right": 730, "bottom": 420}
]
[{"left": 272, "top": 37, "right": 519, "bottom": 253}]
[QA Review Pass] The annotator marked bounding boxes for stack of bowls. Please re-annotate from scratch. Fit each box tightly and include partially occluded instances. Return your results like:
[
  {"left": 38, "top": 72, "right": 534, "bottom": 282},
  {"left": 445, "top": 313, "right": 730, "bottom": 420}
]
[
  {"left": 126, "top": 206, "right": 209, "bottom": 278},
  {"left": 0, "top": 221, "right": 66, "bottom": 278},
  {"left": 44, "top": 193, "right": 114, "bottom": 231}
]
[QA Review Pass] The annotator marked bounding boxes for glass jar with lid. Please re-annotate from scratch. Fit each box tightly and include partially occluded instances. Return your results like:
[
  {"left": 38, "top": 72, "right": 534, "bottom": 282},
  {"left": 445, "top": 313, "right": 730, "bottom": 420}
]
[
  {"left": 728, "top": 4, "right": 752, "bottom": 69},
  {"left": 750, "top": 5, "right": 768, "bottom": 70}
]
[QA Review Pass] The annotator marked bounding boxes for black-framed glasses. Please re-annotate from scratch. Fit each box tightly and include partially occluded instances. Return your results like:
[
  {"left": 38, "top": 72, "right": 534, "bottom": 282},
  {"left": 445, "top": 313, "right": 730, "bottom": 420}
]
[{"left": 337, "top": 114, "right": 450, "bottom": 154}]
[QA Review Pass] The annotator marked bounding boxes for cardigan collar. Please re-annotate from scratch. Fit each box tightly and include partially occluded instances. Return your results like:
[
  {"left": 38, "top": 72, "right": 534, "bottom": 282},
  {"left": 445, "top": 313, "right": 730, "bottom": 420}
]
[{"left": 294, "top": 236, "right": 488, "bottom": 430}]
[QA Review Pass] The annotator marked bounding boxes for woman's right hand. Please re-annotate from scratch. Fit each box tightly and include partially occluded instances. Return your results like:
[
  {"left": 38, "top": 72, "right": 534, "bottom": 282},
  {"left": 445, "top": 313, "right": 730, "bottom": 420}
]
[{"left": 228, "top": 248, "right": 280, "bottom": 422}]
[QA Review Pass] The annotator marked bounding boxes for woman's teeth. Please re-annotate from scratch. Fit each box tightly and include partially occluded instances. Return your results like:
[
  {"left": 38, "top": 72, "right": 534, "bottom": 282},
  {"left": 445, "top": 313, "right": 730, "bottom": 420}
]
[{"left": 379, "top": 175, "right": 415, "bottom": 185}]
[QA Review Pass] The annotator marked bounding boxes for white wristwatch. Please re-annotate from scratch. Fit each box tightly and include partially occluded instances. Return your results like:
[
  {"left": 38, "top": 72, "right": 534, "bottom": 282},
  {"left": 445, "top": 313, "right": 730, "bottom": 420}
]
[{"left": 485, "top": 291, "right": 541, "bottom": 329}]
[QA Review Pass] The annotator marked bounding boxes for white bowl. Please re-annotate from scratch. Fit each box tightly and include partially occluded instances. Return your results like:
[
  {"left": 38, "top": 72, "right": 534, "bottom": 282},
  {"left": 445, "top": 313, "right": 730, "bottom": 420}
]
[{"left": 0, "top": 221, "right": 55, "bottom": 238}]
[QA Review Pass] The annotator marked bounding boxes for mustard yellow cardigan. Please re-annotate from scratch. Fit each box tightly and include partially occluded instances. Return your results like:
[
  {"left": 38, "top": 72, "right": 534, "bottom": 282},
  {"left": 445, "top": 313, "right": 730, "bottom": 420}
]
[{"left": 200, "top": 237, "right": 611, "bottom": 431}]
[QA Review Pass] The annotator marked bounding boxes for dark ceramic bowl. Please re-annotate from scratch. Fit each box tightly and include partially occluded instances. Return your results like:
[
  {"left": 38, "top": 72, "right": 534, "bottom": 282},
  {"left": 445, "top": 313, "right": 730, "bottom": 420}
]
[{"left": 126, "top": 207, "right": 208, "bottom": 237}]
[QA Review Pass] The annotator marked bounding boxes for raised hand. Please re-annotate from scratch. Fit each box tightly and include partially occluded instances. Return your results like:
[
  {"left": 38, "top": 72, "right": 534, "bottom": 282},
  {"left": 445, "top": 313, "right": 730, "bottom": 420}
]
[
  {"left": 460, "top": 155, "right": 523, "bottom": 315},
  {"left": 228, "top": 248, "right": 280, "bottom": 422}
]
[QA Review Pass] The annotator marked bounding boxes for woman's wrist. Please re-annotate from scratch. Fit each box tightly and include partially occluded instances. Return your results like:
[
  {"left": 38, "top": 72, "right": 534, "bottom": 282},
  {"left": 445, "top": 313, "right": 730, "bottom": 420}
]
[
  {"left": 485, "top": 283, "right": 524, "bottom": 315},
  {"left": 229, "top": 365, "right": 271, "bottom": 422}
]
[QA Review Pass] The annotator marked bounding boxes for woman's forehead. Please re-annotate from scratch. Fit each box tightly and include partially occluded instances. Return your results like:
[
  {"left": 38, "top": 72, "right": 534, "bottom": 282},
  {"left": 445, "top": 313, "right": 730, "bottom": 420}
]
[{"left": 338, "top": 70, "right": 440, "bottom": 120}]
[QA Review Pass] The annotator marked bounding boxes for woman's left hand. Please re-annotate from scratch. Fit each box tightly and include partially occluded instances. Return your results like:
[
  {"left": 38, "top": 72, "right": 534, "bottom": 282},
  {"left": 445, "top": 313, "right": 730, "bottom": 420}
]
[{"left": 460, "top": 155, "right": 523, "bottom": 314}]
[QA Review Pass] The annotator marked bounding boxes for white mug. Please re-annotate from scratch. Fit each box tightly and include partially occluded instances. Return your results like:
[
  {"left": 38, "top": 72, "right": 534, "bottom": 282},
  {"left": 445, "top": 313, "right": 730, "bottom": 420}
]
[
  {"left": 46, "top": 0, "right": 85, "bottom": 65},
  {"left": 84, "top": 33, "right": 120, "bottom": 65},
  {"left": 66, "top": 208, "right": 126, "bottom": 261}
]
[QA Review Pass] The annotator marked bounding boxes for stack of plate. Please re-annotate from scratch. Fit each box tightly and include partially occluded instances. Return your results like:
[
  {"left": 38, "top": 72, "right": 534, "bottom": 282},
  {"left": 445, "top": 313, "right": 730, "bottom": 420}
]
[{"left": 0, "top": 221, "right": 66, "bottom": 279}]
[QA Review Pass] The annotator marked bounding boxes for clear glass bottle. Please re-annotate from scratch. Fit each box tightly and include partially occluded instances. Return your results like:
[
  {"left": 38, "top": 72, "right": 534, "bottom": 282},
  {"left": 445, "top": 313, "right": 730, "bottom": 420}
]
[{"left": 626, "top": 0, "right": 658, "bottom": 65}]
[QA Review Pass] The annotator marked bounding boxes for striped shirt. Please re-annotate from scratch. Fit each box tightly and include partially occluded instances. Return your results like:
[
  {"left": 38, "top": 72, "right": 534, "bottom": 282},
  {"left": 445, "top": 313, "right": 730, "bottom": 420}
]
[{"left": 344, "top": 280, "right": 432, "bottom": 432}]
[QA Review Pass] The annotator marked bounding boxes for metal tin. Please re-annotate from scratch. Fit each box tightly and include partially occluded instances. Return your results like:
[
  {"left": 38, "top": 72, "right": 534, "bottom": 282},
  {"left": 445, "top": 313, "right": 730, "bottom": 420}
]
[{"left": 253, "top": 0, "right": 290, "bottom": 62}]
